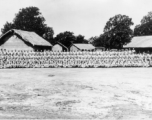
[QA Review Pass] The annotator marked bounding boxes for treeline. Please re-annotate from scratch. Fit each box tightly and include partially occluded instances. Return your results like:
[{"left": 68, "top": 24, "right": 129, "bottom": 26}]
[{"left": 1, "top": 6, "right": 152, "bottom": 49}]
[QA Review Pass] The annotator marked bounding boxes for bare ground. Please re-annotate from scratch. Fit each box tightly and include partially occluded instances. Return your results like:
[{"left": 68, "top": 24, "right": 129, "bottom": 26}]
[{"left": 0, "top": 68, "right": 152, "bottom": 119}]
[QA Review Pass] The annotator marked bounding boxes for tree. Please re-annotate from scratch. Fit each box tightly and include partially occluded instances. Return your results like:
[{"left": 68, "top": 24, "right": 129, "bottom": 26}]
[
  {"left": 43, "top": 27, "right": 55, "bottom": 44},
  {"left": 1, "top": 6, "right": 54, "bottom": 42},
  {"left": 134, "top": 12, "right": 152, "bottom": 36},
  {"left": 89, "top": 34, "right": 108, "bottom": 47},
  {"left": 1, "top": 22, "right": 15, "bottom": 34},
  {"left": 54, "top": 31, "right": 76, "bottom": 49},
  {"left": 75, "top": 35, "right": 88, "bottom": 43},
  {"left": 54, "top": 32, "right": 89, "bottom": 49},
  {"left": 104, "top": 14, "right": 134, "bottom": 49},
  {"left": 134, "top": 23, "right": 152, "bottom": 36},
  {"left": 141, "top": 11, "right": 152, "bottom": 24},
  {"left": 88, "top": 36, "right": 98, "bottom": 44}
]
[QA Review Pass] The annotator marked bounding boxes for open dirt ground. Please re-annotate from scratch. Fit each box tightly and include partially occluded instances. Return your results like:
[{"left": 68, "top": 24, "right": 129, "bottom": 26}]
[{"left": 0, "top": 68, "right": 152, "bottom": 119}]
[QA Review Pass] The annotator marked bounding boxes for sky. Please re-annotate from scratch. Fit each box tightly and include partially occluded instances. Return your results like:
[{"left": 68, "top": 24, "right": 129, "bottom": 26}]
[{"left": 0, "top": 0, "right": 152, "bottom": 39}]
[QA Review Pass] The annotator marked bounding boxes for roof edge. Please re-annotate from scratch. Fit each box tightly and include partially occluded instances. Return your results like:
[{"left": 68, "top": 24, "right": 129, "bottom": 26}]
[
  {"left": 57, "top": 42, "right": 68, "bottom": 51},
  {"left": 70, "top": 44, "right": 81, "bottom": 50},
  {"left": 0, "top": 29, "right": 15, "bottom": 40}
]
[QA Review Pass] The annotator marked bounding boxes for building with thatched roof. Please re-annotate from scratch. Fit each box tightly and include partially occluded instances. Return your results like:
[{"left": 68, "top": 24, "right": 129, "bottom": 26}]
[
  {"left": 0, "top": 29, "right": 52, "bottom": 51},
  {"left": 70, "top": 43, "right": 95, "bottom": 51},
  {"left": 124, "top": 36, "right": 152, "bottom": 53},
  {"left": 52, "top": 42, "right": 68, "bottom": 52},
  {"left": 52, "top": 44, "right": 63, "bottom": 52}
]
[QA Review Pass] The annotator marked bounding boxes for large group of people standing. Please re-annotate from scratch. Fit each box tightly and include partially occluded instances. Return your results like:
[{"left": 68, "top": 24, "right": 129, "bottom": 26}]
[{"left": 0, "top": 49, "right": 152, "bottom": 68}]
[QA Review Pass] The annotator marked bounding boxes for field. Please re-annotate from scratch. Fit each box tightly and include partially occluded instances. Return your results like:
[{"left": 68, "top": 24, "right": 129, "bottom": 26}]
[{"left": 0, "top": 68, "right": 152, "bottom": 119}]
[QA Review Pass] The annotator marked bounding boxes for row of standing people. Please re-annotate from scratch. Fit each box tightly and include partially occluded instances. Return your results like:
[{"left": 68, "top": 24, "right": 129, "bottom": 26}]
[{"left": 0, "top": 49, "right": 151, "bottom": 68}]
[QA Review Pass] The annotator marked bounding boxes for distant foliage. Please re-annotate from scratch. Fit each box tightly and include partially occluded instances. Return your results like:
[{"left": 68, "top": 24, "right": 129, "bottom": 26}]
[
  {"left": 43, "top": 27, "right": 55, "bottom": 44},
  {"left": 141, "top": 12, "right": 152, "bottom": 24},
  {"left": 103, "top": 14, "right": 134, "bottom": 49},
  {"left": 89, "top": 35, "right": 106, "bottom": 47},
  {"left": 54, "top": 31, "right": 76, "bottom": 49},
  {"left": 134, "top": 12, "right": 152, "bottom": 36},
  {"left": 1, "top": 6, "right": 54, "bottom": 43},
  {"left": 75, "top": 35, "right": 88, "bottom": 44},
  {"left": 1, "top": 22, "right": 15, "bottom": 34},
  {"left": 54, "top": 31, "right": 88, "bottom": 49},
  {"left": 91, "top": 14, "right": 133, "bottom": 49}
]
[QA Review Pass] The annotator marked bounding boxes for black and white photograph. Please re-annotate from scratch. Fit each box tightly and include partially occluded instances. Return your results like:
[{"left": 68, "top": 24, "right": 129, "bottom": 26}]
[{"left": 0, "top": 0, "right": 152, "bottom": 119}]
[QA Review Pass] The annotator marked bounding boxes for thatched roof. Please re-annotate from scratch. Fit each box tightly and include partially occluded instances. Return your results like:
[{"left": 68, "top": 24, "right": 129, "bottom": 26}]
[
  {"left": 0, "top": 29, "right": 52, "bottom": 47},
  {"left": 71, "top": 44, "right": 95, "bottom": 50},
  {"left": 124, "top": 36, "right": 152, "bottom": 48}
]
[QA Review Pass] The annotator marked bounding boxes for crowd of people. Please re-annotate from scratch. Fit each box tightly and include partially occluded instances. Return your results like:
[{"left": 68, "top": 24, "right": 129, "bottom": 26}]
[{"left": 0, "top": 49, "right": 152, "bottom": 68}]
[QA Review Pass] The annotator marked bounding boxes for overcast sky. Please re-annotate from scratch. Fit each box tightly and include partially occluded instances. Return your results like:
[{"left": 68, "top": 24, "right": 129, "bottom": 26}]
[{"left": 0, "top": 0, "right": 152, "bottom": 39}]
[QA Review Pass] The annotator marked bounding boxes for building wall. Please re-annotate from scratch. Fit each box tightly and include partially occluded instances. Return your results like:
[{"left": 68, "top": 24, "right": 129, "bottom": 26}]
[
  {"left": 124, "top": 47, "right": 152, "bottom": 53},
  {"left": 70, "top": 45, "right": 79, "bottom": 51},
  {"left": 0, "top": 35, "right": 33, "bottom": 50},
  {"left": 52, "top": 44, "right": 62, "bottom": 52}
]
